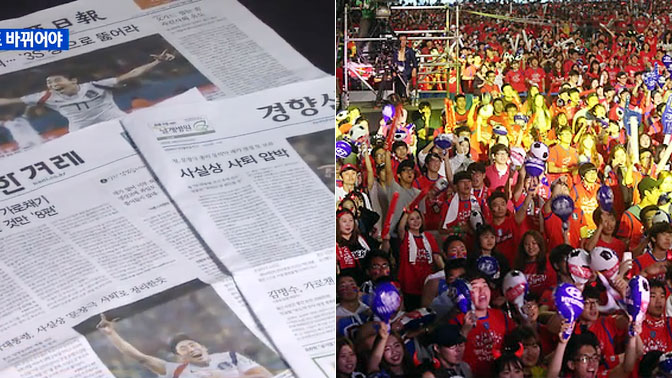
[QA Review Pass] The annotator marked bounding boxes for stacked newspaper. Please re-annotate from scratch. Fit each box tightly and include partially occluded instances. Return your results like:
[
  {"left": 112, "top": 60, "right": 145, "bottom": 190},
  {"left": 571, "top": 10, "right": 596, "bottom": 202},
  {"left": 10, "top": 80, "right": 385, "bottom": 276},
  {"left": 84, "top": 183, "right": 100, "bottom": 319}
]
[{"left": 0, "top": 1, "right": 335, "bottom": 377}]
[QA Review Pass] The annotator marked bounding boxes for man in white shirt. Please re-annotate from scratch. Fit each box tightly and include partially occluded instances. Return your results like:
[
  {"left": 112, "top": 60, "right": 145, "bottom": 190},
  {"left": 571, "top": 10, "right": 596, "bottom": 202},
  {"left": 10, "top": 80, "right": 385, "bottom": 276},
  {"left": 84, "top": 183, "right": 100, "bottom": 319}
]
[
  {"left": 96, "top": 314, "right": 272, "bottom": 378},
  {"left": 0, "top": 50, "right": 174, "bottom": 132}
]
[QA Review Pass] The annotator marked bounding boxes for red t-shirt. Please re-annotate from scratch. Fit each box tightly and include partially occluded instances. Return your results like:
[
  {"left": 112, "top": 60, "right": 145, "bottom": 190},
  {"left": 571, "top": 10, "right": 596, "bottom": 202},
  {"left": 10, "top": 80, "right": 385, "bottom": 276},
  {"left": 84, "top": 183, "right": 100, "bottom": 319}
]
[
  {"left": 631, "top": 250, "right": 668, "bottom": 282},
  {"left": 624, "top": 63, "right": 643, "bottom": 78},
  {"left": 563, "top": 59, "right": 577, "bottom": 75},
  {"left": 573, "top": 182, "right": 599, "bottom": 230},
  {"left": 485, "top": 164, "right": 517, "bottom": 192},
  {"left": 414, "top": 174, "right": 440, "bottom": 191},
  {"left": 398, "top": 232, "right": 439, "bottom": 295},
  {"left": 548, "top": 144, "right": 579, "bottom": 183},
  {"left": 452, "top": 309, "right": 511, "bottom": 377},
  {"left": 492, "top": 215, "right": 519, "bottom": 266},
  {"left": 594, "top": 237, "right": 626, "bottom": 261},
  {"left": 575, "top": 316, "right": 626, "bottom": 372},
  {"left": 481, "top": 83, "right": 501, "bottom": 95},
  {"left": 442, "top": 196, "right": 474, "bottom": 231},
  {"left": 543, "top": 206, "right": 584, "bottom": 249},
  {"left": 505, "top": 69, "right": 527, "bottom": 93},
  {"left": 617, "top": 207, "right": 644, "bottom": 252},
  {"left": 522, "top": 260, "right": 557, "bottom": 297},
  {"left": 525, "top": 67, "right": 546, "bottom": 90},
  {"left": 422, "top": 194, "right": 447, "bottom": 231},
  {"left": 641, "top": 314, "right": 672, "bottom": 354}
]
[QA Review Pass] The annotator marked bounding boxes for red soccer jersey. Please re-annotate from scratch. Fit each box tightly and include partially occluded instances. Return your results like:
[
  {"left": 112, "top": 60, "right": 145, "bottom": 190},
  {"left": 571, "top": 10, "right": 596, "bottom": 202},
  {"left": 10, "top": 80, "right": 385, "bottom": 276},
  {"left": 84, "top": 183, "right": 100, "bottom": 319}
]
[
  {"left": 472, "top": 186, "right": 489, "bottom": 210},
  {"left": 631, "top": 250, "right": 668, "bottom": 281},
  {"left": 617, "top": 207, "right": 644, "bottom": 252},
  {"left": 492, "top": 215, "right": 519, "bottom": 267},
  {"left": 522, "top": 260, "right": 557, "bottom": 297},
  {"left": 398, "top": 232, "right": 439, "bottom": 296},
  {"left": 505, "top": 69, "right": 527, "bottom": 93},
  {"left": 525, "top": 67, "right": 546, "bottom": 90},
  {"left": 422, "top": 195, "right": 447, "bottom": 231},
  {"left": 441, "top": 196, "right": 475, "bottom": 240},
  {"left": 595, "top": 237, "right": 626, "bottom": 261},
  {"left": 414, "top": 174, "right": 440, "bottom": 191},
  {"left": 543, "top": 206, "right": 584, "bottom": 249},
  {"left": 624, "top": 63, "right": 643, "bottom": 78},
  {"left": 573, "top": 182, "right": 599, "bottom": 230},
  {"left": 641, "top": 314, "right": 672, "bottom": 354},
  {"left": 548, "top": 144, "right": 579, "bottom": 183},
  {"left": 481, "top": 83, "right": 501, "bottom": 95},
  {"left": 575, "top": 316, "right": 626, "bottom": 371},
  {"left": 452, "top": 309, "right": 511, "bottom": 377}
]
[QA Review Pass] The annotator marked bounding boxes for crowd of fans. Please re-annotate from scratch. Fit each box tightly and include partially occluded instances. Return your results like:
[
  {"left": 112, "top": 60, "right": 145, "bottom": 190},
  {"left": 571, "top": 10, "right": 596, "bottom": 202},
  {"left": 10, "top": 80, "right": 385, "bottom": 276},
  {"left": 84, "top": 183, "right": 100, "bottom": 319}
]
[{"left": 337, "top": 0, "right": 672, "bottom": 377}]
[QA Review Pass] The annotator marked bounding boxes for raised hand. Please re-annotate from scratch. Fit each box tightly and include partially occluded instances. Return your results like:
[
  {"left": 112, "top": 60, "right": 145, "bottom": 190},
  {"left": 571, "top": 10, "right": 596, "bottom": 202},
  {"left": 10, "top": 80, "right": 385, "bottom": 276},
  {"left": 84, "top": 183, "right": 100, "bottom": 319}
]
[
  {"left": 151, "top": 49, "right": 175, "bottom": 62},
  {"left": 96, "top": 313, "right": 120, "bottom": 335}
]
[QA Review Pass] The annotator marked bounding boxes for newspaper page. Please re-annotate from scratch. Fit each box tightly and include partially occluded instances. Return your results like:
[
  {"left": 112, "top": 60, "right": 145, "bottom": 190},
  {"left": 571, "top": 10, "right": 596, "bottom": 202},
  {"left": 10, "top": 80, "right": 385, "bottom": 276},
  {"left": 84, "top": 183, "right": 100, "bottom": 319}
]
[
  {"left": 0, "top": 0, "right": 325, "bottom": 156},
  {"left": 0, "top": 121, "right": 315, "bottom": 378},
  {"left": 122, "top": 77, "right": 336, "bottom": 376}
]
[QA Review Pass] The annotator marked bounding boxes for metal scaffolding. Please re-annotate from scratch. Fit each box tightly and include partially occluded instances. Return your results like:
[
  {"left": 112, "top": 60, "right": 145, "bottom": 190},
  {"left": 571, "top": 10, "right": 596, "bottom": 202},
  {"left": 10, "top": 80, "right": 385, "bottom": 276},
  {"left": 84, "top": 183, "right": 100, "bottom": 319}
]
[{"left": 341, "top": 4, "right": 461, "bottom": 107}]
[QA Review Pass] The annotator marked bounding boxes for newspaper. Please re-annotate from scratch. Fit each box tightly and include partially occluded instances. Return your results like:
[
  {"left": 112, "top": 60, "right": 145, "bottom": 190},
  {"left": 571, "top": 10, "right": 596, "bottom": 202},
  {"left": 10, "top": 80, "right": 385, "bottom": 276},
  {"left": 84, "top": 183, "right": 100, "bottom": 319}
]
[
  {"left": 0, "top": 118, "right": 309, "bottom": 378},
  {"left": 122, "top": 77, "right": 336, "bottom": 377},
  {"left": 0, "top": 0, "right": 325, "bottom": 155}
]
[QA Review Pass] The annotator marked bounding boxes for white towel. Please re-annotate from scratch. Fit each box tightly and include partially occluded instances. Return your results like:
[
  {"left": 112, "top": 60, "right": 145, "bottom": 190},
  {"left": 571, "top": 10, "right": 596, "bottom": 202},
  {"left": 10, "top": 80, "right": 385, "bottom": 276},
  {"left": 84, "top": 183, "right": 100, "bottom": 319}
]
[
  {"left": 408, "top": 233, "right": 433, "bottom": 264},
  {"left": 441, "top": 194, "right": 480, "bottom": 229}
]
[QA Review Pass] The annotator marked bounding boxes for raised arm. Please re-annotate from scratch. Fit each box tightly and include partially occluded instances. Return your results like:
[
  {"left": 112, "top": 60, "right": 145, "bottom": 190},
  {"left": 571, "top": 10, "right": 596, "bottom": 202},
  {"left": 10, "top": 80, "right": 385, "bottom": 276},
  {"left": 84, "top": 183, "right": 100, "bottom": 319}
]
[
  {"left": 117, "top": 50, "right": 175, "bottom": 83},
  {"left": 0, "top": 97, "right": 24, "bottom": 107},
  {"left": 466, "top": 97, "right": 480, "bottom": 129},
  {"left": 515, "top": 181, "right": 536, "bottom": 225},
  {"left": 547, "top": 321, "right": 574, "bottom": 378},
  {"left": 397, "top": 211, "right": 409, "bottom": 240},
  {"left": 584, "top": 221, "right": 603, "bottom": 252},
  {"left": 443, "top": 147, "right": 454, "bottom": 183},
  {"left": 97, "top": 314, "right": 167, "bottom": 375},
  {"left": 363, "top": 148, "right": 375, "bottom": 192},
  {"left": 657, "top": 140, "right": 672, "bottom": 170},
  {"left": 385, "top": 149, "right": 394, "bottom": 186},
  {"left": 367, "top": 322, "right": 390, "bottom": 374}
]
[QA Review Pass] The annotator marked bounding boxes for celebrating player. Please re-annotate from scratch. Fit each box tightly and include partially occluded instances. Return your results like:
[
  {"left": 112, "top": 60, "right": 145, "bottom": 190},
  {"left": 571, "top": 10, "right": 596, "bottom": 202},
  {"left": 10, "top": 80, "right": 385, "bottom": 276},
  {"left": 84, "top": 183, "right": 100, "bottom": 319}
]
[
  {"left": 96, "top": 313, "right": 272, "bottom": 378},
  {"left": 0, "top": 50, "right": 175, "bottom": 132}
]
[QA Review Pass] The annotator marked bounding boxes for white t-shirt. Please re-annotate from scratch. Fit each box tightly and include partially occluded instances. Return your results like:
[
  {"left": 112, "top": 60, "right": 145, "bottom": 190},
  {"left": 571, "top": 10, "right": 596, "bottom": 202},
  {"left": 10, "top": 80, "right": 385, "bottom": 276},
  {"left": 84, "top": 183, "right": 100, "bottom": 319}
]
[
  {"left": 21, "top": 78, "right": 127, "bottom": 132},
  {"left": 336, "top": 302, "right": 370, "bottom": 318},
  {"left": 2, "top": 117, "right": 41, "bottom": 149},
  {"left": 161, "top": 352, "right": 260, "bottom": 378}
]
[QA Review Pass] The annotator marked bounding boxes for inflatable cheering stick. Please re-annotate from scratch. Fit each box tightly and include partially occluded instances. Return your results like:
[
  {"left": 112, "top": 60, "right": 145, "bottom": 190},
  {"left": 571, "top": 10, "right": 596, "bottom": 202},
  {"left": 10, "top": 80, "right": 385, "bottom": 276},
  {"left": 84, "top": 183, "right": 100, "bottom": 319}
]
[
  {"left": 370, "top": 282, "right": 402, "bottom": 331},
  {"left": 551, "top": 194, "right": 575, "bottom": 232},
  {"left": 626, "top": 276, "right": 650, "bottom": 337},
  {"left": 503, "top": 270, "right": 529, "bottom": 319},
  {"left": 524, "top": 156, "right": 545, "bottom": 177},
  {"left": 336, "top": 140, "right": 352, "bottom": 159},
  {"left": 447, "top": 278, "right": 473, "bottom": 314},
  {"left": 660, "top": 352, "right": 672, "bottom": 375},
  {"left": 477, "top": 255, "right": 500, "bottom": 281},
  {"left": 434, "top": 133, "right": 453, "bottom": 150},
  {"left": 590, "top": 247, "right": 619, "bottom": 281},
  {"left": 382, "top": 103, "right": 395, "bottom": 123},
  {"left": 597, "top": 185, "right": 614, "bottom": 212},
  {"left": 567, "top": 248, "right": 592, "bottom": 286},
  {"left": 554, "top": 283, "right": 584, "bottom": 341}
]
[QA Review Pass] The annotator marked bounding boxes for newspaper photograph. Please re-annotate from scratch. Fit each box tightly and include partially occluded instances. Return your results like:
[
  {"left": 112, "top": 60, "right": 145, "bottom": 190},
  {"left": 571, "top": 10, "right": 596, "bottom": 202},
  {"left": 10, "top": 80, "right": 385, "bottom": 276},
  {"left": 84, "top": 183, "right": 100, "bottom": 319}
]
[
  {"left": 74, "top": 279, "right": 289, "bottom": 378},
  {"left": 0, "top": 0, "right": 326, "bottom": 155},
  {"left": 122, "top": 77, "right": 336, "bottom": 376},
  {"left": 0, "top": 34, "right": 212, "bottom": 156},
  {"left": 0, "top": 120, "right": 307, "bottom": 377}
]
